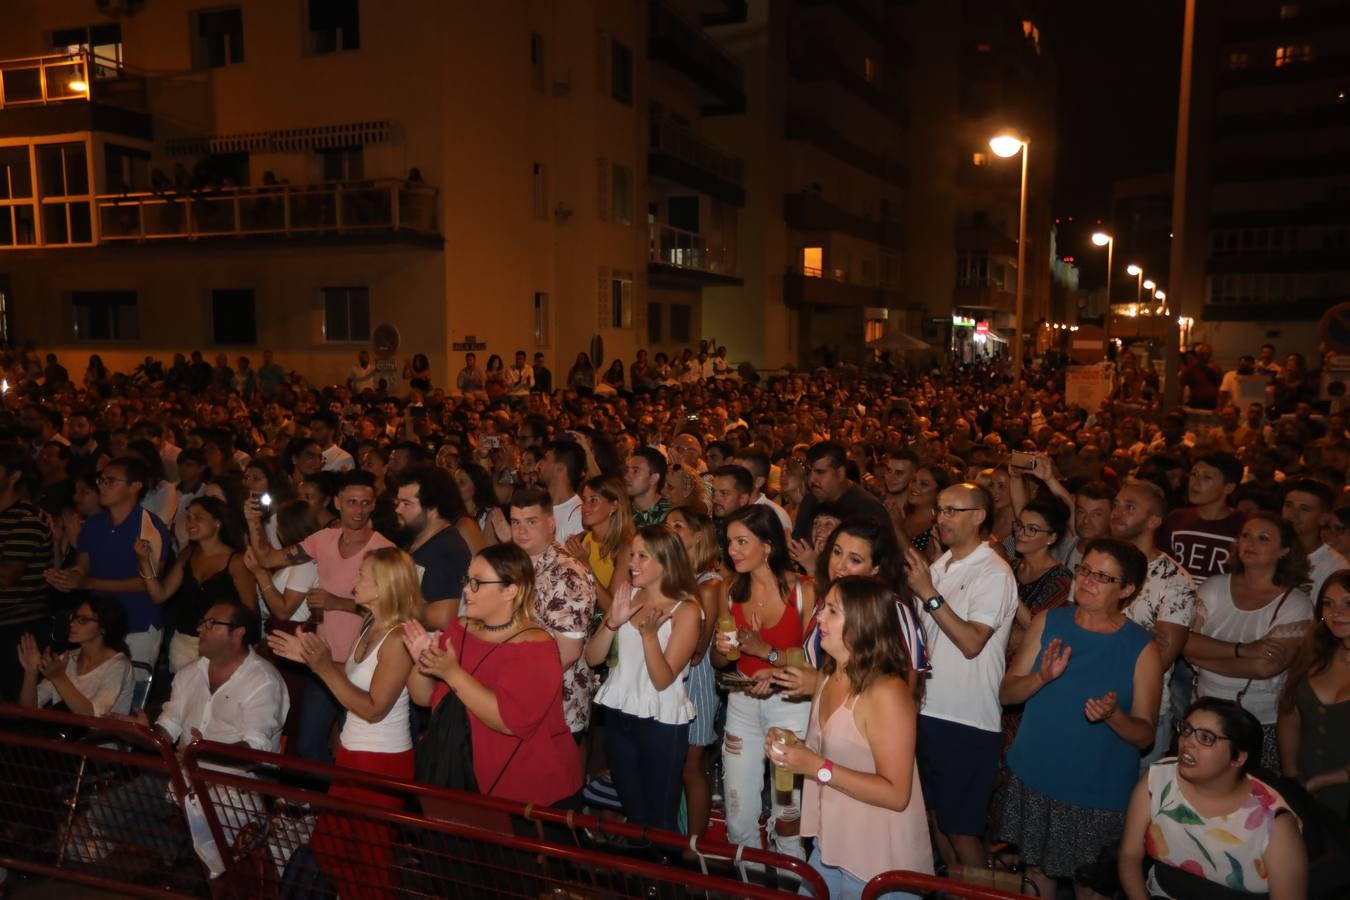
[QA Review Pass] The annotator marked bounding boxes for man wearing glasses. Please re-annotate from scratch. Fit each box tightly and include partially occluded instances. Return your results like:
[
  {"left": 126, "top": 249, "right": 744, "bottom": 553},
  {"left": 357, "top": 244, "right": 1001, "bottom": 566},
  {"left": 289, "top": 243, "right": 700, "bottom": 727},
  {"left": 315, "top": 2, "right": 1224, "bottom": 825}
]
[
  {"left": 902, "top": 482, "right": 1017, "bottom": 871},
  {"left": 44, "top": 456, "right": 171, "bottom": 683},
  {"left": 1109, "top": 477, "right": 1197, "bottom": 767}
]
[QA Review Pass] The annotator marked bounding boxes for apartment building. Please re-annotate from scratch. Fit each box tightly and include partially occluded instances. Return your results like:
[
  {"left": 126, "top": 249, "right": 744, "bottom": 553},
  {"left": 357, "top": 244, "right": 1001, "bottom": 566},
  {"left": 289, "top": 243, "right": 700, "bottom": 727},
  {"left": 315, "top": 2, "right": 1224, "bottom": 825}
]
[{"left": 0, "top": 0, "right": 748, "bottom": 385}]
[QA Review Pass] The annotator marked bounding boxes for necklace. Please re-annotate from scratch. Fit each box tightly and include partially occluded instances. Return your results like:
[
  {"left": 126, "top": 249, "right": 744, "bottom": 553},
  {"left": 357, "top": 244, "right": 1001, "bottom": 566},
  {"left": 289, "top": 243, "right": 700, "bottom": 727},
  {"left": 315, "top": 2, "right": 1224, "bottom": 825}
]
[{"left": 478, "top": 618, "right": 515, "bottom": 632}]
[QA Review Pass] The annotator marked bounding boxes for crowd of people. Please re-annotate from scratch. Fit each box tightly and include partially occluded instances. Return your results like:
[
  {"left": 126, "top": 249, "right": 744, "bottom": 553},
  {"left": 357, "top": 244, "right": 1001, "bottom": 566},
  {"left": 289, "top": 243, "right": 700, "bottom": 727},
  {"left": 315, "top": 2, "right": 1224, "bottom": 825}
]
[{"left": 1, "top": 337, "right": 1347, "bottom": 899}]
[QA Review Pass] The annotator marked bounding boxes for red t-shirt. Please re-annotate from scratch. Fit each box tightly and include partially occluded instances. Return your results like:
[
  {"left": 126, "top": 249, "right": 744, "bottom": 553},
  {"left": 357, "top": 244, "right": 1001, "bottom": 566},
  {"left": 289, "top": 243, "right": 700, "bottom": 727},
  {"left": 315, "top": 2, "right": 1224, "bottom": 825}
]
[{"left": 430, "top": 621, "right": 581, "bottom": 805}]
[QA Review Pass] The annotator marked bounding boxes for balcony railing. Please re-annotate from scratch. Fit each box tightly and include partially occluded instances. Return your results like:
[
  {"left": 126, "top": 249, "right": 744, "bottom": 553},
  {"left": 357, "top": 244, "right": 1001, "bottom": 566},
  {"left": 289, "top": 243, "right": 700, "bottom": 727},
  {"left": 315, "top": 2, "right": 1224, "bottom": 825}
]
[
  {"left": 0, "top": 51, "right": 90, "bottom": 109},
  {"left": 785, "top": 111, "right": 907, "bottom": 187},
  {"left": 650, "top": 114, "right": 743, "bottom": 186},
  {"left": 648, "top": 222, "right": 736, "bottom": 276},
  {"left": 648, "top": 0, "right": 746, "bottom": 113},
  {"left": 96, "top": 179, "right": 439, "bottom": 242}
]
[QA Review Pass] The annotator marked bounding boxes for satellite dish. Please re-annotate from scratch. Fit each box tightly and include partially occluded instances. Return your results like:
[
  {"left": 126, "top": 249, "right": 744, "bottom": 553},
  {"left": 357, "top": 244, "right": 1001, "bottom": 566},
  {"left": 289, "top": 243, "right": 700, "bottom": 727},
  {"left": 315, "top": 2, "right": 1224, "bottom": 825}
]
[
  {"left": 372, "top": 324, "right": 400, "bottom": 355},
  {"left": 590, "top": 334, "right": 604, "bottom": 368}
]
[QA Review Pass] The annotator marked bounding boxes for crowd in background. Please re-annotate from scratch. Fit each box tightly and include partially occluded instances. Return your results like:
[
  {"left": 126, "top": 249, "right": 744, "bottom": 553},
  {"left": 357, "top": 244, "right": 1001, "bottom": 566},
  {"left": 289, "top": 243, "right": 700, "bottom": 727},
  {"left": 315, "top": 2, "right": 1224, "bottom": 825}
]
[{"left": 0, "top": 337, "right": 1347, "bottom": 899}]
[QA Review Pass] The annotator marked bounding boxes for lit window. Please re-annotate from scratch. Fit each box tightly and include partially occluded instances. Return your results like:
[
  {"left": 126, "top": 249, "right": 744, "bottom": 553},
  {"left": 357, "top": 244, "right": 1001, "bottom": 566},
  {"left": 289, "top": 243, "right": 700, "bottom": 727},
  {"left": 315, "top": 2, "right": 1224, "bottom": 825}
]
[
  {"left": 1274, "top": 44, "right": 1313, "bottom": 67},
  {"left": 864, "top": 319, "right": 884, "bottom": 343},
  {"left": 1279, "top": 3, "right": 1299, "bottom": 19},
  {"left": 972, "top": 151, "right": 988, "bottom": 166},
  {"left": 802, "top": 247, "right": 823, "bottom": 278}
]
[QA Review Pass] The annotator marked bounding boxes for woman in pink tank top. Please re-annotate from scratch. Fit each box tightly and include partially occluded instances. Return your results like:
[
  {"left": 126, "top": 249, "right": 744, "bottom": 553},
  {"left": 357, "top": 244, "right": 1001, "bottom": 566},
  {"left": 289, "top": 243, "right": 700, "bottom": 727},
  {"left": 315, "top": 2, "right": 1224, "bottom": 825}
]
[{"left": 767, "top": 575, "right": 933, "bottom": 898}]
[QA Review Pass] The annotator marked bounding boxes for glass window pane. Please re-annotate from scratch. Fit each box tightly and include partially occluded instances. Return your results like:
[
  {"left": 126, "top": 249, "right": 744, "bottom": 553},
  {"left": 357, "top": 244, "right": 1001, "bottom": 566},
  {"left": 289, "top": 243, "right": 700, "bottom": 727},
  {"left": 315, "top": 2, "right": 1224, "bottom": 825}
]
[
  {"left": 38, "top": 146, "right": 67, "bottom": 197},
  {"left": 42, "top": 204, "right": 69, "bottom": 244},
  {"left": 69, "top": 202, "right": 92, "bottom": 243},
  {"left": 0, "top": 148, "right": 32, "bottom": 200},
  {"left": 64, "top": 145, "right": 88, "bottom": 195}
]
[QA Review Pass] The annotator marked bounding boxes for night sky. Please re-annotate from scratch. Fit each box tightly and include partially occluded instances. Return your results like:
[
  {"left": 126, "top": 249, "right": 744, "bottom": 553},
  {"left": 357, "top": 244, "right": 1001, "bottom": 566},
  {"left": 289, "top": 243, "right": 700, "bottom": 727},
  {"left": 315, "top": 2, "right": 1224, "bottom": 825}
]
[{"left": 1048, "top": 1, "right": 1185, "bottom": 285}]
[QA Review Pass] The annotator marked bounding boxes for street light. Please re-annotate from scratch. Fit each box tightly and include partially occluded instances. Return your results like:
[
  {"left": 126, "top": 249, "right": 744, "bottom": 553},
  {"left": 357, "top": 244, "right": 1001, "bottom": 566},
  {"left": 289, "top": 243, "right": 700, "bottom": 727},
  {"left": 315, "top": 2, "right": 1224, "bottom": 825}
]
[
  {"left": 1092, "top": 231, "right": 1114, "bottom": 342},
  {"left": 990, "top": 133, "right": 1029, "bottom": 375},
  {"left": 1143, "top": 279, "right": 1156, "bottom": 292}
]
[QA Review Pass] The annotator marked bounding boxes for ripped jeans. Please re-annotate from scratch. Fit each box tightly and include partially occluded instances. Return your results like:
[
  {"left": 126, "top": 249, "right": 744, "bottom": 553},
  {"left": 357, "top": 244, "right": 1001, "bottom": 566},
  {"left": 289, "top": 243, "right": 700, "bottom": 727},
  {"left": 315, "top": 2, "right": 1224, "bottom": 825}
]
[{"left": 721, "top": 691, "right": 811, "bottom": 856}]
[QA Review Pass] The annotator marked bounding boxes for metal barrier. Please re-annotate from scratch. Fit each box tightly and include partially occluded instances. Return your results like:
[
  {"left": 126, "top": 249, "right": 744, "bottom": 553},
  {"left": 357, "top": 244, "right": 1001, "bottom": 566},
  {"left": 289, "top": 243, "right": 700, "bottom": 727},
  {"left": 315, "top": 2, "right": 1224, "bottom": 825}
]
[
  {"left": 0, "top": 704, "right": 210, "bottom": 899},
  {"left": 862, "top": 869, "right": 1033, "bottom": 899},
  {"left": 184, "top": 741, "right": 827, "bottom": 899}
]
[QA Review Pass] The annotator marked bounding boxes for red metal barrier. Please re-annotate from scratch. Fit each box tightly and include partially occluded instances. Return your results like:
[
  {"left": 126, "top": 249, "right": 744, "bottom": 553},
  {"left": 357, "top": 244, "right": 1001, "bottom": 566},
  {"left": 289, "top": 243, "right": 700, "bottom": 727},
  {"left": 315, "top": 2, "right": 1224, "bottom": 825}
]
[
  {"left": 183, "top": 740, "right": 828, "bottom": 899},
  {"left": 0, "top": 703, "right": 211, "bottom": 899},
  {"left": 862, "top": 869, "right": 1033, "bottom": 899}
]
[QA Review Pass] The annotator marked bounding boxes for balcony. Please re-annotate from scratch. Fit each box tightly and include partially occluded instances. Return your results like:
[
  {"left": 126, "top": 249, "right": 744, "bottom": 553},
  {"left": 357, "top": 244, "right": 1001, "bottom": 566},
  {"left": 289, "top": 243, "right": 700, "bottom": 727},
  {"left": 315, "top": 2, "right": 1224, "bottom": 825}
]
[
  {"left": 788, "top": 34, "right": 909, "bottom": 125},
  {"left": 783, "top": 270, "right": 905, "bottom": 309},
  {"left": 648, "top": 222, "right": 741, "bottom": 286},
  {"left": 796, "top": 0, "right": 910, "bottom": 59},
  {"left": 95, "top": 179, "right": 440, "bottom": 245},
  {"left": 785, "top": 111, "right": 907, "bottom": 187},
  {"left": 648, "top": 113, "right": 745, "bottom": 206},
  {"left": 956, "top": 225, "right": 1017, "bottom": 258},
  {"left": 0, "top": 50, "right": 149, "bottom": 140},
  {"left": 952, "top": 285, "right": 1016, "bottom": 313},
  {"left": 648, "top": 0, "right": 746, "bottom": 115},
  {"left": 784, "top": 192, "right": 905, "bottom": 250}
]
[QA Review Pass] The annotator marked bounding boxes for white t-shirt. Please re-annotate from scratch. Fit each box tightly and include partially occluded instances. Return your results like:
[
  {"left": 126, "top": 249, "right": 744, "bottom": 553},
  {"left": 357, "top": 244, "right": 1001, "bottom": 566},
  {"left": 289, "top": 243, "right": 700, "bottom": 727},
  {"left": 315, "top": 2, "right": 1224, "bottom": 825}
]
[
  {"left": 919, "top": 542, "right": 1018, "bottom": 732},
  {"left": 37, "top": 650, "right": 135, "bottom": 717},
  {"left": 552, "top": 493, "right": 584, "bottom": 544},
  {"left": 1307, "top": 543, "right": 1348, "bottom": 604},
  {"left": 321, "top": 444, "right": 355, "bottom": 472},
  {"left": 260, "top": 560, "right": 320, "bottom": 624},
  {"left": 1193, "top": 574, "right": 1313, "bottom": 724}
]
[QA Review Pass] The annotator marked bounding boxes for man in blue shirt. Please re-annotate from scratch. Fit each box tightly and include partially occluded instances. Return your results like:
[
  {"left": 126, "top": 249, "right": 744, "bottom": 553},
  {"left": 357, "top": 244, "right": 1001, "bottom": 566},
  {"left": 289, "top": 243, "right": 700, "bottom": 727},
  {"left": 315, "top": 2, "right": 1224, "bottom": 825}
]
[{"left": 45, "top": 456, "right": 171, "bottom": 684}]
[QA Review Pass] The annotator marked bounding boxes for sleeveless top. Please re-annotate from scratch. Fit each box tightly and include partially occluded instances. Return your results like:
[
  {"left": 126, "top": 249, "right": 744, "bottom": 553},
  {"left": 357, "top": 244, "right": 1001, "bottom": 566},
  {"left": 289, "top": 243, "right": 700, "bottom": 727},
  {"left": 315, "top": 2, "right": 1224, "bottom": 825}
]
[
  {"left": 1293, "top": 678, "right": 1350, "bottom": 817},
  {"left": 170, "top": 548, "right": 241, "bottom": 635},
  {"left": 593, "top": 585, "right": 694, "bottom": 726},
  {"left": 1144, "top": 761, "right": 1296, "bottom": 897},
  {"left": 731, "top": 581, "right": 804, "bottom": 677},
  {"left": 339, "top": 623, "right": 412, "bottom": 753},
  {"left": 800, "top": 684, "right": 934, "bottom": 882},
  {"left": 1006, "top": 607, "right": 1152, "bottom": 811},
  {"left": 584, "top": 532, "right": 616, "bottom": 590}
]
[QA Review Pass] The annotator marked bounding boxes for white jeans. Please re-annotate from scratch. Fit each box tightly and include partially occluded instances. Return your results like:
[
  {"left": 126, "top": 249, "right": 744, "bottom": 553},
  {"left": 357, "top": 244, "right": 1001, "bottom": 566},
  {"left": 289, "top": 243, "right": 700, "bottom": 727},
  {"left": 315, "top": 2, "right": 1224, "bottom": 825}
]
[{"left": 721, "top": 691, "right": 810, "bottom": 855}]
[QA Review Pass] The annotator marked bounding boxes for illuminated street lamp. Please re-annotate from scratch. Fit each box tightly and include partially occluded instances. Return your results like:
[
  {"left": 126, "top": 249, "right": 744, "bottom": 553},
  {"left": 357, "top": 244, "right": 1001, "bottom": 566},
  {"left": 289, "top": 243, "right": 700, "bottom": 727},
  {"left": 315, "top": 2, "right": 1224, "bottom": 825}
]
[
  {"left": 990, "top": 134, "right": 1029, "bottom": 374},
  {"left": 1143, "top": 279, "right": 1156, "bottom": 292},
  {"left": 1092, "top": 231, "right": 1114, "bottom": 341}
]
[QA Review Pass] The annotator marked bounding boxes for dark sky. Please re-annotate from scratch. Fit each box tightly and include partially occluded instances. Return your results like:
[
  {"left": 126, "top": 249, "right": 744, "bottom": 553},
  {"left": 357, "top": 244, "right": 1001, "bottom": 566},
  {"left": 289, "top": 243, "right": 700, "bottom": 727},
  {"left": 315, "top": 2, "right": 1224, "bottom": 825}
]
[{"left": 1048, "top": 2, "right": 1185, "bottom": 239}]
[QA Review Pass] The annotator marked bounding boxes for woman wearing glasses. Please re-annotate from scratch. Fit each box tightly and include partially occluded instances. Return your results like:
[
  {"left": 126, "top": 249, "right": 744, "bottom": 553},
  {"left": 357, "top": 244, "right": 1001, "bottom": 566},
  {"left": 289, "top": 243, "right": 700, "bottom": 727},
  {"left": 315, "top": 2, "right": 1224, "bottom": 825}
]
[
  {"left": 18, "top": 597, "right": 134, "bottom": 716},
  {"left": 403, "top": 544, "right": 581, "bottom": 805},
  {"left": 997, "top": 539, "right": 1163, "bottom": 899},
  {"left": 1118, "top": 699, "right": 1306, "bottom": 900}
]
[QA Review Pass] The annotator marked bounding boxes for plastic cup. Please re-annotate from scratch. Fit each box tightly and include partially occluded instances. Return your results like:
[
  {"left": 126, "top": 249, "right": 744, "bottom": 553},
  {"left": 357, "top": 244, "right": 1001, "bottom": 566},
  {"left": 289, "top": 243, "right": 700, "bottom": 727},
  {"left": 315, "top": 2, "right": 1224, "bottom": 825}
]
[
  {"left": 773, "top": 732, "right": 797, "bottom": 792},
  {"left": 718, "top": 616, "right": 739, "bottom": 661}
]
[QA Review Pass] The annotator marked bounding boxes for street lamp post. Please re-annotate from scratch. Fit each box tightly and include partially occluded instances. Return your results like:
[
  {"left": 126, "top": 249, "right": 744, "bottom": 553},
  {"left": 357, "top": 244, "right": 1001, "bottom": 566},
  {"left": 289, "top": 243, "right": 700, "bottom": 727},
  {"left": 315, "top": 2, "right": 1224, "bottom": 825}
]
[
  {"left": 1092, "top": 232, "right": 1113, "bottom": 346},
  {"left": 990, "top": 134, "right": 1029, "bottom": 376}
]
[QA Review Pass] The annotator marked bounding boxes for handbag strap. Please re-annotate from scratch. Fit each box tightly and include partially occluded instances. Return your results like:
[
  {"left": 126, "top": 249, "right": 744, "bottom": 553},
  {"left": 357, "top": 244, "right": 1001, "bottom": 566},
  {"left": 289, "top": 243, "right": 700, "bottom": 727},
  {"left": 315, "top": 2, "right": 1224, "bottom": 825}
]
[{"left": 1233, "top": 588, "right": 1294, "bottom": 706}]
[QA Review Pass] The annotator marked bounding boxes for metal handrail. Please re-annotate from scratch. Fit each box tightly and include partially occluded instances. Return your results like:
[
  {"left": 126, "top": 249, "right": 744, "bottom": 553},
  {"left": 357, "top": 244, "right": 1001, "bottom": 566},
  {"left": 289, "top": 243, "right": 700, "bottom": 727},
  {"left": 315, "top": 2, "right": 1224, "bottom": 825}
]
[
  {"left": 649, "top": 221, "right": 736, "bottom": 274},
  {"left": 650, "top": 113, "right": 744, "bottom": 184},
  {"left": 0, "top": 49, "right": 89, "bottom": 109},
  {"left": 863, "top": 869, "right": 1032, "bottom": 899}
]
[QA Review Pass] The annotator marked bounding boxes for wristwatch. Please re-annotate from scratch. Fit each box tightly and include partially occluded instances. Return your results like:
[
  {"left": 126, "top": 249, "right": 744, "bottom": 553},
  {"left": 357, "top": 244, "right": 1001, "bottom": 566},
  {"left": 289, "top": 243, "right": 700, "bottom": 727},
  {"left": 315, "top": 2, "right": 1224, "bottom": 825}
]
[
  {"left": 766, "top": 648, "right": 781, "bottom": 665},
  {"left": 923, "top": 594, "right": 945, "bottom": 613},
  {"left": 816, "top": 759, "right": 835, "bottom": 784}
]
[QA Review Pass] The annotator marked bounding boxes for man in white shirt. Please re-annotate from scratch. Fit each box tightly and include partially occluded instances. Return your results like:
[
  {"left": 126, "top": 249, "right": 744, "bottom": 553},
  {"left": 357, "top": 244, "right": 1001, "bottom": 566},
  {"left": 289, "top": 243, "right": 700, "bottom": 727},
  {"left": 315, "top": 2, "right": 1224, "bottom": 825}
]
[
  {"left": 1282, "top": 479, "right": 1348, "bottom": 601},
  {"left": 904, "top": 482, "right": 1017, "bottom": 869},
  {"left": 309, "top": 412, "right": 355, "bottom": 472},
  {"left": 347, "top": 350, "right": 377, "bottom": 394},
  {"left": 539, "top": 440, "right": 585, "bottom": 544},
  {"left": 505, "top": 350, "right": 534, "bottom": 396},
  {"left": 732, "top": 449, "right": 793, "bottom": 533},
  {"left": 88, "top": 600, "right": 287, "bottom": 863}
]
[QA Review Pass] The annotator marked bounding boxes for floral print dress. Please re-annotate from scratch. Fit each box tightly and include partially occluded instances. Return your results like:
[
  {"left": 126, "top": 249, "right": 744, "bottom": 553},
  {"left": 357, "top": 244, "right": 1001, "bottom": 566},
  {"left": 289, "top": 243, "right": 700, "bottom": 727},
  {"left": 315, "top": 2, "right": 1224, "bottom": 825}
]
[{"left": 1143, "top": 760, "right": 1297, "bottom": 897}]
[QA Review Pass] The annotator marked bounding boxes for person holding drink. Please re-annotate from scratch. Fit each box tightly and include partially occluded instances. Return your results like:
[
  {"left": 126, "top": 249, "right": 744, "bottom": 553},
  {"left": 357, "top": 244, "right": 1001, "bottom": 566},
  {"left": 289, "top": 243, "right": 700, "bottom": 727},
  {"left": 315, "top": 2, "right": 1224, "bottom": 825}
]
[{"left": 766, "top": 576, "right": 932, "bottom": 899}]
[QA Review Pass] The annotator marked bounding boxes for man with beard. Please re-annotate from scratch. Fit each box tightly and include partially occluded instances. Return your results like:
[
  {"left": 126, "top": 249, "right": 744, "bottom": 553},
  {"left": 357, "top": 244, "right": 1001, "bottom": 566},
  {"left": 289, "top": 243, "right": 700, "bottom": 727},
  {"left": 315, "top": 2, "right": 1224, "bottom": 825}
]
[
  {"left": 790, "top": 441, "right": 888, "bottom": 542},
  {"left": 66, "top": 411, "right": 104, "bottom": 472},
  {"left": 395, "top": 465, "right": 470, "bottom": 629}
]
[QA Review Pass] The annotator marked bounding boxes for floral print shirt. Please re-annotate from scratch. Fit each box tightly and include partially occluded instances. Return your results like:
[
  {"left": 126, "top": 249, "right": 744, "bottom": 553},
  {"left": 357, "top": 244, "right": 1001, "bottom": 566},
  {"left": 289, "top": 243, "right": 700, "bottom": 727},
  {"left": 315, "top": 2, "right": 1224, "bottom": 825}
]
[
  {"left": 1144, "top": 760, "right": 1297, "bottom": 897},
  {"left": 532, "top": 542, "right": 598, "bottom": 733}
]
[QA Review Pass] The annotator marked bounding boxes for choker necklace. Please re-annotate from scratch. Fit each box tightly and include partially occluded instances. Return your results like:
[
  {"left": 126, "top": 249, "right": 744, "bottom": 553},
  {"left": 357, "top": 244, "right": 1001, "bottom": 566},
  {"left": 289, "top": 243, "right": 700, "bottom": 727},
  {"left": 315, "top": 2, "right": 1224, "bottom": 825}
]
[{"left": 478, "top": 619, "right": 515, "bottom": 632}]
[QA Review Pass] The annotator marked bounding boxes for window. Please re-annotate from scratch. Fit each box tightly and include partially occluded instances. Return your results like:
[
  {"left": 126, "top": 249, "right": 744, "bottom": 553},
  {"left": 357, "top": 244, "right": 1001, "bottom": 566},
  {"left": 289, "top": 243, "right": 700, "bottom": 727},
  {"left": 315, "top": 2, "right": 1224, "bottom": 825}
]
[
  {"left": 211, "top": 288, "right": 256, "bottom": 344},
  {"left": 1227, "top": 52, "right": 1249, "bottom": 71},
  {"left": 861, "top": 258, "right": 876, "bottom": 284},
  {"left": 670, "top": 304, "right": 692, "bottom": 344},
  {"left": 193, "top": 8, "right": 245, "bottom": 68},
  {"left": 1279, "top": 3, "right": 1299, "bottom": 19},
  {"left": 533, "top": 163, "right": 548, "bottom": 219},
  {"left": 51, "top": 23, "right": 122, "bottom": 78},
  {"left": 104, "top": 144, "right": 150, "bottom": 193},
  {"left": 1274, "top": 44, "right": 1313, "bottom": 67},
  {"left": 322, "top": 287, "right": 370, "bottom": 342},
  {"left": 611, "top": 40, "right": 633, "bottom": 104},
  {"left": 864, "top": 319, "right": 885, "bottom": 342},
  {"left": 531, "top": 33, "right": 546, "bottom": 92},
  {"left": 37, "top": 142, "right": 92, "bottom": 245},
  {"left": 596, "top": 157, "right": 609, "bottom": 221},
  {"left": 0, "top": 147, "right": 37, "bottom": 248},
  {"left": 863, "top": 57, "right": 876, "bottom": 82},
  {"left": 316, "top": 146, "right": 362, "bottom": 182},
  {"left": 71, "top": 291, "right": 138, "bottom": 340},
  {"left": 647, "top": 302, "right": 663, "bottom": 343},
  {"left": 533, "top": 292, "right": 549, "bottom": 346},
  {"left": 971, "top": 151, "right": 988, "bottom": 166},
  {"left": 612, "top": 163, "right": 633, "bottom": 225},
  {"left": 307, "top": 0, "right": 359, "bottom": 53},
  {"left": 802, "top": 246, "right": 823, "bottom": 277},
  {"left": 880, "top": 253, "right": 897, "bottom": 287},
  {"left": 610, "top": 272, "right": 633, "bottom": 329},
  {"left": 957, "top": 249, "right": 990, "bottom": 288}
]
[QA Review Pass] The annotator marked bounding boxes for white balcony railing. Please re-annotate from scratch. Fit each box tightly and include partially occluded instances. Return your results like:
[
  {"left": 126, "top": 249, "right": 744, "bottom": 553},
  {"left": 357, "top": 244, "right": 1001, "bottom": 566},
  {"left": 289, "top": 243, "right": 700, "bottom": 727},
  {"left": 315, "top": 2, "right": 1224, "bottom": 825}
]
[
  {"left": 648, "top": 222, "right": 736, "bottom": 275},
  {"left": 96, "top": 179, "right": 439, "bottom": 242},
  {"left": 0, "top": 51, "right": 89, "bottom": 109}
]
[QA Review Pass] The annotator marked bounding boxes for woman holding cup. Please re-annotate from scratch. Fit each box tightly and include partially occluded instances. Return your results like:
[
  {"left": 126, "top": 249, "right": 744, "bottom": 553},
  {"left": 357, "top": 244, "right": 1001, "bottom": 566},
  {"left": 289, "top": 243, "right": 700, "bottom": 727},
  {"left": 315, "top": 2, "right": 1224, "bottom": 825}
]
[
  {"left": 766, "top": 576, "right": 931, "bottom": 898},
  {"left": 712, "top": 505, "right": 810, "bottom": 857}
]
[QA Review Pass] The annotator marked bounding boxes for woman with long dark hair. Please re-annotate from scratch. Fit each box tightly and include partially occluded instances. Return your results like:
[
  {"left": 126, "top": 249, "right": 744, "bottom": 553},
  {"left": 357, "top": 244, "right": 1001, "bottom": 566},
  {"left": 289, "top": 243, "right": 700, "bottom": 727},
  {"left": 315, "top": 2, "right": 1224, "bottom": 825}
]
[
  {"left": 18, "top": 596, "right": 133, "bottom": 716},
  {"left": 1278, "top": 569, "right": 1350, "bottom": 816},
  {"left": 901, "top": 464, "right": 950, "bottom": 555},
  {"left": 136, "top": 495, "right": 254, "bottom": 673}
]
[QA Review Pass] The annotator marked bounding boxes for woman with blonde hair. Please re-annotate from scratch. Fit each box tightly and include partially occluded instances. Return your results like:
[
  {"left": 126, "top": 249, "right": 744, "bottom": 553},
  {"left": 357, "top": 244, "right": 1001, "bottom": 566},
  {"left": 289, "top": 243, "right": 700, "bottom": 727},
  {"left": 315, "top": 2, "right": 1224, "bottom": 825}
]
[
  {"left": 564, "top": 475, "right": 633, "bottom": 612},
  {"left": 667, "top": 502, "right": 723, "bottom": 836},
  {"left": 268, "top": 546, "right": 419, "bottom": 898},
  {"left": 586, "top": 524, "right": 701, "bottom": 831}
]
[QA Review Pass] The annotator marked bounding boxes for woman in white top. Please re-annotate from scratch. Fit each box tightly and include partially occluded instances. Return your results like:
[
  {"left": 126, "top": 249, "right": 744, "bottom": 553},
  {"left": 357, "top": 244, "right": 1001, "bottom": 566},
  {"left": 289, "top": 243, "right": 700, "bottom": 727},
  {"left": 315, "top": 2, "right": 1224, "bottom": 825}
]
[
  {"left": 1185, "top": 513, "right": 1313, "bottom": 770},
  {"left": 18, "top": 596, "right": 134, "bottom": 717},
  {"left": 245, "top": 499, "right": 321, "bottom": 625},
  {"left": 585, "top": 524, "right": 700, "bottom": 832},
  {"left": 268, "top": 546, "right": 418, "bottom": 898}
]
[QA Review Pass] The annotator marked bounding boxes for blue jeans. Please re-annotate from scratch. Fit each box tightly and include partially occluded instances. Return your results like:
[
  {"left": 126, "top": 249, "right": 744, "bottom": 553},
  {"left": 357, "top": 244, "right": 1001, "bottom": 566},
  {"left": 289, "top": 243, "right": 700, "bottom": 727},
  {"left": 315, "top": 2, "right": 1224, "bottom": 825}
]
[
  {"left": 296, "top": 673, "right": 344, "bottom": 765},
  {"left": 603, "top": 709, "right": 689, "bottom": 833},
  {"left": 801, "top": 846, "right": 920, "bottom": 900}
]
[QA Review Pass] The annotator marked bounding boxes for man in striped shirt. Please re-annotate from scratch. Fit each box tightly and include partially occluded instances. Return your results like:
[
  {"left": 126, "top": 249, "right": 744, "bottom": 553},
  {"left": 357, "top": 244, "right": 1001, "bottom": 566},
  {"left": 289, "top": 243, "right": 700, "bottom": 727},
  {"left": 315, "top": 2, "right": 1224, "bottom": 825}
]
[{"left": 0, "top": 445, "right": 55, "bottom": 702}]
